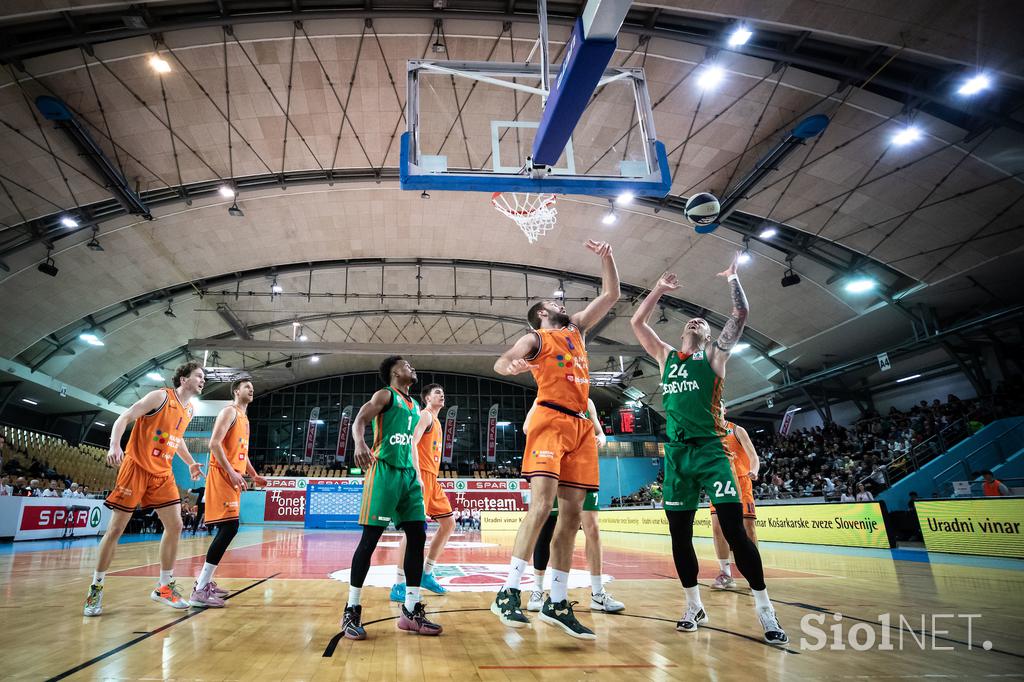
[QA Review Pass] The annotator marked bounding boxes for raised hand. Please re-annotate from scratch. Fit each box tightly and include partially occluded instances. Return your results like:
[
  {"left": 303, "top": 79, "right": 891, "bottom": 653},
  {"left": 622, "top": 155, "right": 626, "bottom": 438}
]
[
  {"left": 717, "top": 252, "right": 740, "bottom": 279},
  {"left": 585, "top": 239, "right": 612, "bottom": 259},
  {"left": 655, "top": 272, "right": 679, "bottom": 292}
]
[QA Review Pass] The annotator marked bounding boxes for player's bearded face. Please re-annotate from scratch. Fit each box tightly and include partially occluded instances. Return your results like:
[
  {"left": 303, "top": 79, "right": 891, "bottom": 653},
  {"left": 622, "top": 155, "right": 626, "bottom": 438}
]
[{"left": 546, "top": 302, "right": 571, "bottom": 327}]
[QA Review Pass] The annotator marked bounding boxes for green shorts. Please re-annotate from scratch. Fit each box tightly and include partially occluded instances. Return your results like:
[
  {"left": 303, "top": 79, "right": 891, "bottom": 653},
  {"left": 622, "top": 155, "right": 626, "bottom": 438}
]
[
  {"left": 358, "top": 461, "right": 426, "bottom": 527},
  {"left": 663, "top": 438, "right": 741, "bottom": 511},
  {"left": 550, "top": 490, "right": 599, "bottom": 515}
]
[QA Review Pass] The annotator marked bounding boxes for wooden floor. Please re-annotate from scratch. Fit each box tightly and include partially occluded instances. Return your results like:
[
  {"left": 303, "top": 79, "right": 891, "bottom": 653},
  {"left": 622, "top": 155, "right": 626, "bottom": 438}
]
[{"left": 2, "top": 527, "right": 1023, "bottom": 681}]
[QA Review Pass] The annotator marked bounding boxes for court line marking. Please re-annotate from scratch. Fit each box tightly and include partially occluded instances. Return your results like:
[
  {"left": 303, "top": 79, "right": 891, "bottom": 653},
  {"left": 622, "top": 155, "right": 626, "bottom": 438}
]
[
  {"left": 323, "top": 607, "right": 491, "bottom": 657},
  {"left": 44, "top": 573, "right": 280, "bottom": 682},
  {"left": 705, "top": 585, "right": 1023, "bottom": 660}
]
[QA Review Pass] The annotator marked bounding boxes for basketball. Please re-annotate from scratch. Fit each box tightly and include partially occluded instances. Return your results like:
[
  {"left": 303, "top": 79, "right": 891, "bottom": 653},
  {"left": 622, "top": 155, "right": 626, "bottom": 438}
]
[{"left": 684, "top": 192, "right": 721, "bottom": 225}]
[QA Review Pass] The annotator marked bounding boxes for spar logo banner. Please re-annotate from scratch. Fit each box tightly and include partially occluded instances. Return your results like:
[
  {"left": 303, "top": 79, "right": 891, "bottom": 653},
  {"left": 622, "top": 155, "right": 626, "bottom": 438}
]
[
  {"left": 264, "top": 489, "right": 306, "bottom": 521},
  {"left": 335, "top": 406, "right": 353, "bottom": 463},
  {"left": 486, "top": 403, "right": 499, "bottom": 464},
  {"left": 12, "top": 498, "right": 111, "bottom": 541},
  {"left": 482, "top": 502, "right": 891, "bottom": 548},
  {"left": 264, "top": 476, "right": 528, "bottom": 491},
  {"left": 915, "top": 498, "right": 1024, "bottom": 558},
  {"left": 442, "top": 405, "right": 458, "bottom": 464},
  {"left": 304, "top": 407, "right": 320, "bottom": 463},
  {"left": 20, "top": 505, "right": 93, "bottom": 530}
]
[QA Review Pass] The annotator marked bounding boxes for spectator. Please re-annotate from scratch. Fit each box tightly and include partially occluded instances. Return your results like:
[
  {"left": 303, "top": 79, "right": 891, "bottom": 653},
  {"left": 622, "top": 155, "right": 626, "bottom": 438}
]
[
  {"left": 81, "top": 485, "right": 92, "bottom": 498},
  {"left": 981, "top": 470, "right": 1010, "bottom": 497},
  {"left": 0, "top": 474, "right": 11, "bottom": 496},
  {"left": 855, "top": 483, "right": 874, "bottom": 502},
  {"left": 13, "top": 476, "right": 31, "bottom": 496},
  {"left": 840, "top": 487, "right": 855, "bottom": 503},
  {"left": 63, "top": 482, "right": 82, "bottom": 498},
  {"left": 28, "top": 478, "right": 44, "bottom": 496},
  {"left": 39, "top": 480, "right": 58, "bottom": 497}
]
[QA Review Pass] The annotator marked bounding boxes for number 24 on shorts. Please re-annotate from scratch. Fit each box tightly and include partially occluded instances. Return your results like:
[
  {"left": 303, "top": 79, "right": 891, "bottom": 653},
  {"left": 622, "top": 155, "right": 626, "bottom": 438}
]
[{"left": 713, "top": 480, "right": 737, "bottom": 497}]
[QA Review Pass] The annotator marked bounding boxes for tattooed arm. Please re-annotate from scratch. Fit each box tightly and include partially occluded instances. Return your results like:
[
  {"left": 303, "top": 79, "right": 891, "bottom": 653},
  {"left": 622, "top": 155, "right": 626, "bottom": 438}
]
[{"left": 709, "top": 253, "right": 748, "bottom": 378}]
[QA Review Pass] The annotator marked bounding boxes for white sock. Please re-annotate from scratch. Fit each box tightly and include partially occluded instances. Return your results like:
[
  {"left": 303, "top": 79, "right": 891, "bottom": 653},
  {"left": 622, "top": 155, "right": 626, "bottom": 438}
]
[
  {"left": 684, "top": 585, "right": 703, "bottom": 609},
  {"left": 405, "top": 586, "right": 421, "bottom": 612},
  {"left": 92, "top": 571, "right": 105, "bottom": 586},
  {"left": 503, "top": 556, "right": 527, "bottom": 590},
  {"left": 752, "top": 588, "right": 772, "bottom": 610},
  {"left": 424, "top": 558, "right": 436, "bottom": 576},
  {"left": 159, "top": 570, "right": 173, "bottom": 587},
  {"left": 719, "top": 559, "right": 732, "bottom": 576},
  {"left": 534, "top": 569, "right": 546, "bottom": 591},
  {"left": 590, "top": 574, "right": 604, "bottom": 595},
  {"left": 396, "top": 567, "right": 406, "bottom": 585},
  {"left": 550, "top": 569, "right": 569, "bottom": 602},
  {"left": 196, "top": 562, "right": 217, "bottom": 590},
  {"left": 347, "top": 586, "right": 362, "bottom": 607}
]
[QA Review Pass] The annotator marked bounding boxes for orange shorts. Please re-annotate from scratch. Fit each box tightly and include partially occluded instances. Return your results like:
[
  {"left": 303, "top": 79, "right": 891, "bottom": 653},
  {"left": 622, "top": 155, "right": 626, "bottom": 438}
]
[
  {"left": 421, "top": 472, "right": 453, "bottom": 519},
  {"left": 105, "top": 457, "right": 180, "bottom": 512},
  {"left": 205, "top": 465, "right": 242, "bottom": 525},
  {"left": 521, "top": 408, "right": 598, "bottom": 490},
  {"left": 709, "top": 475, "right": 756, "bottom": 518}
]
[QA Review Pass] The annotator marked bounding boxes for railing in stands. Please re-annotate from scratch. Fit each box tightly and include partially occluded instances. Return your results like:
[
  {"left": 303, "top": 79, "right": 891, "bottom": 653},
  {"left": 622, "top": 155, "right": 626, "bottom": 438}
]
[
  {"left": 931, "top": 420, "right": 1024, "bottom": 495},
  {"left": 865, "top": 417, "right": 969, "bottom": 490}
]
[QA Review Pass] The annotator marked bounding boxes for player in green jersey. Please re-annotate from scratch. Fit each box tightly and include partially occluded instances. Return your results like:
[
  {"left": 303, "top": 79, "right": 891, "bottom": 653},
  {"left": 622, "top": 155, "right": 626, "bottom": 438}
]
[
  {"left": 630, "top": 255, "right": 787, "bottom": 645},
  {"left": 339, "top": 355, "right": 441, "bottom": 640}
]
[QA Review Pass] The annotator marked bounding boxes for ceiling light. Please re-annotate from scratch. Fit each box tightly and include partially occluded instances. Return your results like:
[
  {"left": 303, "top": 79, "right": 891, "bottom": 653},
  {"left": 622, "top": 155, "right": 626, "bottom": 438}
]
[
  {"left": 780, "top": 268, "right": 801, "bottom": 287},
  {"left": 602, "top": 200, "right": 618, "bottom": 225},
  {"left": 218, "top": 185, "right": 236, "bottom": 199},
  {"left": 553, "top": 280, "right": 564, "bottom": 298},
  {"left": 759, "top": 227, "right": 777, "bottom": 239},
  {"left": 957, "top": 73, "right": 991, "bottom": 96},
  {"left": 891, "top": 126, "right": 922, "bottom": 146},
  {"left": 149, "top": 55, "right": 171, "bottom": 74},
  {"left": 79, "top": 332, "right": 104, "bottom": 346},
  {"left": 421, "top": 190, "right": 430, "bottom": 199},
  {"left": 615, "top": 191, "right": 634, "bottom": 206},
  {"left": 292, "top": 321, "right": 301, "bottom": 327},
  {"left": 728, "top": 26, "right": 753, "bottom": 47},
  {"left": 228, "top": 202, "right": 244, "bottom": 217},
  {"left": 733, "top": 342, "right": 751, "bottom": 352},
  {"left": 697, "top": 65, "right": 725, "bottom": 90},
  {"left": 95, "top": 421, "right": 107, "bottom": 427},
  {"left": 310, "top": 355, "right": 320, "bottom": 363},
  {"left": 844, "top": 277, "right": 877, "bottom": 293},
  {"left": 271, "top": 278, "right": 283, "bottom": 294},
  {"left": 21, "top": 398, "right": 39, "bottom": 406},
  {"left": 164, "top": 302, "right": 176, "bottom": 318},
  {"left": 896, "top": 374, "right": 921, "bottom": 383},
  {"left": 496, "top": 421, "right": 511, "bottom": 426},
  {"left": 146, "top": 372, "right": 164, "bottom": 381},
  {"left": 656, "top": 307, "right": 669, "bottom": 325},
  {"left": 299, "top": 334, "right": 309, "bottom": 342},
  {"left": 86, "top": 236, "right": 104, "bottom": 251},
  {"left": 60, "top": 216, "right": 79, "bottom": 228},
  {"left": 38, "top": 256, "right": 59, "bottom": 277},
  {"left": 432, "top": 40, "right": 445, "bottom": 53},
  {"left": 737, "top": 251, "right": 751, "bottom": 264}
]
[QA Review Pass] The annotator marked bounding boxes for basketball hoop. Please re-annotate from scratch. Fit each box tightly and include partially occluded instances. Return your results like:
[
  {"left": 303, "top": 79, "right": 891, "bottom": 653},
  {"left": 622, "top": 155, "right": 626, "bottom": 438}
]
[{"left": 491, "top": 192, "right": 558, "bottom": 243}]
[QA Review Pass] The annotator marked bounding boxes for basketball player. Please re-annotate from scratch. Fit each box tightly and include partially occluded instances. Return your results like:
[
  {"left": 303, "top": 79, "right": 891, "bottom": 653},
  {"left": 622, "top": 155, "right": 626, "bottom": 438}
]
[
  {"left": 526, "top": 397, "right": 624, "bottom": 614},
  {"left": 491, "top": 239, "right": 619, "bottom": 640},
  {"left": 709, "top": 400, "right": 759, "bottom": 590},
  {"left": 629, "top": 258, "right": 788, "bottom": 644},
  {"left": 190, "top": 377, "right": 266, "bottom": 607},
  {"left": 83, "top": 361, "right": 206, "bottom": 617},
  {"left": 390, "top": 382, "right": 456, "bottom": 602},
  {"left": 340, "top": 356, "right": 441, "bottom": 640}
]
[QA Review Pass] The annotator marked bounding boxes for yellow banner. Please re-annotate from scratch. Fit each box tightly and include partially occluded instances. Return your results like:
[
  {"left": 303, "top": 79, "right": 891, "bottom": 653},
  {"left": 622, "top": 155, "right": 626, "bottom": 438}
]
[
  {"left": 482, "top": 502, "right": 890, "bottom": 548},
  {"left": 915, "top": 498, "right": 1024, "bottom": 558}
]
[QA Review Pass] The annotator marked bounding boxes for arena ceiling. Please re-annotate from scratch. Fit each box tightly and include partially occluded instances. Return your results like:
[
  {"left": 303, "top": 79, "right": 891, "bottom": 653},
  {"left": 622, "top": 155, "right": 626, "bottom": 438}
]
[{"left": 0, "top": 1, "right": 1022, "bottom": 418}]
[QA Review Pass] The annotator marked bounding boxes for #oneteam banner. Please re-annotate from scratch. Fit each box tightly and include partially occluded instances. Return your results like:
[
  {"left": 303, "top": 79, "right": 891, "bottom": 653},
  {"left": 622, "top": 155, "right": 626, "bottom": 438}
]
[
  {"left": 335, "top": 406, "right": 353, "bottom": 463},
  {"left": 442, "top": 405, "right": 458, "bottom": 464},
  {"left": 486, "top": 403, "right": 499, "bottom": 464},
  {"left": 304, "top": 406, "right": 320, "bottom": 463}
]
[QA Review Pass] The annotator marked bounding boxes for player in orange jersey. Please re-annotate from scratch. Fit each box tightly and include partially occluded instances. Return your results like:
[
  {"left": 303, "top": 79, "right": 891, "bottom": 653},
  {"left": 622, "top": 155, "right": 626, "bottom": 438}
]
[
  {"left": 709, "top": 401, "right": 759, "bottom": 590},
  {"left": 83, "top": 361, "right": 206, "bottom": 616},
  {"left": 190, "top": 377, "right": 266, "bottom": 608},
  {"left": 390, "top": 382, "right": 455, "bottom": 601},
  {"left": 490, "top": 239, "right": 620, "bottom": 641}
]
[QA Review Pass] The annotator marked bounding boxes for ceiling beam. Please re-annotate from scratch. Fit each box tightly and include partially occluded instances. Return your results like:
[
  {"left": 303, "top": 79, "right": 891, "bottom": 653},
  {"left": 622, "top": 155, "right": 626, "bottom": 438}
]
[{"left": 186, "top": 339, "right": 647, "bottom": 356}]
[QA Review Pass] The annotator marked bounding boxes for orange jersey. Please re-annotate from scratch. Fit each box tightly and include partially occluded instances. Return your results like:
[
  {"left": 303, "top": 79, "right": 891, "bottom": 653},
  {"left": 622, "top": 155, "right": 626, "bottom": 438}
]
[
  {"left": 724, "top": 421, "right": 751, "bottom": 478},
  {"left": 125, "top": 388, "right": 194, "bottom": 476},
  {"left": 212, "top": 406, "right": 249, "bottom": 474},
  {"left": 417, "top": 414, "right": 443, "bottom": 477},
  {"left": 527, "top": 324, "right": 590, "bottom": 413}
]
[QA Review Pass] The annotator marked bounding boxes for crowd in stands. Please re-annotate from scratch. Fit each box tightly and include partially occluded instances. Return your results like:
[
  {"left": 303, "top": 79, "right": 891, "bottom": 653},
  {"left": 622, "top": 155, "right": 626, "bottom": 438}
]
[{"left": 1, "top": 426, "right": 116, "bottom": 497}]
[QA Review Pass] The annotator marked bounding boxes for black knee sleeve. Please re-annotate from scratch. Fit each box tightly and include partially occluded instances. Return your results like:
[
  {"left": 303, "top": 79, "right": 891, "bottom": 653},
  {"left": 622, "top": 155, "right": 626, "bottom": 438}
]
[
  {"left": 205, "top": 519, "right": 239, "bottom": 565},
  {"left": 665, "top": 509, "right": 699, "bottom": 588},
  {"left": 532, "top": 514, "right": 557, "bottom": 572},
  {"left": 400, "top": 521, "right": 427, "bottom": 587},
  {"left": 350, "top": 525, "right": 386, "bottom": 588},
  {"left": 715, "top": 503, "right": 766, "bottom": 591}
]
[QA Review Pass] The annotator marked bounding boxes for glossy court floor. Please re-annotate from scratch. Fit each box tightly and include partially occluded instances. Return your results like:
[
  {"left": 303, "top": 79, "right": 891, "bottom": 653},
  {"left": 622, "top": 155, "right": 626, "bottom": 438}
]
[{"left": 1, "top": 526, "right": 1022, "bottom": 681}]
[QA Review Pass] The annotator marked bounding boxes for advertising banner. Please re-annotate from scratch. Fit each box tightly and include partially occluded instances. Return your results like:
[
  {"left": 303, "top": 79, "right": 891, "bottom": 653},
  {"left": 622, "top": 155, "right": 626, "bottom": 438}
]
[
  {"left": 442, "top": 405, "right": 458, "bottom": 464},
  {"left": 304, "top": 407, "right": 320, "bottom": 463},
  {"left": 482, "top": 502, "right": 891, "bottom": 548},
  {"left": 915, "top": 498, "right": 1023, "bottom": 558},
  {"left": 10, "top": 497, "right": 111, "bottom": 541},
  {"left": 485, "top": 403, "right": 498, "bottom": 464},
  {"left": 779, "top": 406, "right": 799, "bottom": 436},
  {"left": 335, "top": 406, "right": 353, "bottom": 463},
  {"left": 264, "top": 489, "right": 306, "bottom": 521}
]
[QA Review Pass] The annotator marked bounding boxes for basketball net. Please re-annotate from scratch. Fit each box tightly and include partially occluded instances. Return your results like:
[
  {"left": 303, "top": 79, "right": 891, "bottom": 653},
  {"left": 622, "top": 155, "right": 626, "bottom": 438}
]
[{"left": 491, "top": 192, "right": 557, "bottom": 243}]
